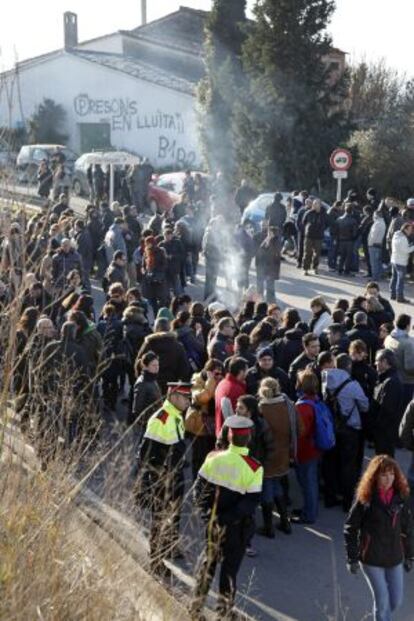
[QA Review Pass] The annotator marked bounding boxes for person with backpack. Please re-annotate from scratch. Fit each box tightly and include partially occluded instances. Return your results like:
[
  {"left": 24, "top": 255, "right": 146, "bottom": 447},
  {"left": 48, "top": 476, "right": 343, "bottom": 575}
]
[
  {"left": 294, "top": 370, "right": 326, "bottom": 524},
  {"left": 322, "top": 354, "right": 369, "bottom": 511}
]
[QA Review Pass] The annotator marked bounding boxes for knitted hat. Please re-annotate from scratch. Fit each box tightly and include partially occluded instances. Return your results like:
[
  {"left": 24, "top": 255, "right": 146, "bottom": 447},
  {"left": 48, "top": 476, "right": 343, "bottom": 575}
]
[
  {"left": 257, "top": 347, "right": 274, "bottom": 360},
  {"left": 156, "top": 307, "right": 174, "bottom": 321}
]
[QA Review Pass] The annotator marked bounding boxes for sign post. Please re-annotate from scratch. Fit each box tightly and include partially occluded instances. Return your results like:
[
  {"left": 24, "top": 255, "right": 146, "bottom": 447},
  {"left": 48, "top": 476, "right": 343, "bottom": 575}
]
[{"left": 330, "top": 148, "right": 352, "bottom": 201}]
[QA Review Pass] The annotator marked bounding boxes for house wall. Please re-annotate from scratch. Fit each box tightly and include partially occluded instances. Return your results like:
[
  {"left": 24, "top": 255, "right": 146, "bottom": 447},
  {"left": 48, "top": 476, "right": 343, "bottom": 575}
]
[{"left": 0, "top": 53, "right": 200, "bottom": 168}]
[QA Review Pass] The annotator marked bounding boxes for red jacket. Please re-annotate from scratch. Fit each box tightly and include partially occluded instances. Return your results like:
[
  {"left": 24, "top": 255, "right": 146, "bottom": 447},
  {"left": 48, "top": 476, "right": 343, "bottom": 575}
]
[
  {"left": 295, "top": 394, "right": 321, "bottom": 464},
  {"left": 215, "top": 373, "right": 246, "bottom": 437}
]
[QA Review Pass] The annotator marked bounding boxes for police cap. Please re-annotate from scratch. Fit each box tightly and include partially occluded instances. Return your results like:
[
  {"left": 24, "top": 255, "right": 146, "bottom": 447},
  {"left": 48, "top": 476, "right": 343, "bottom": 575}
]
[
  {"left": 225, "top": 415, "right": 254, "bottom": 436},
  {"left": 167, "top": 381, "right": 192, "bottom": 396}
]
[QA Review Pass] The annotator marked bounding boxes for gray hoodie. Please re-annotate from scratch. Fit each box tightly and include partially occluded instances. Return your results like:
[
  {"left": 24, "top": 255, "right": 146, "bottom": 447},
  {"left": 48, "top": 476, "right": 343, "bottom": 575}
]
[{"left": 322, "top": 368, "right": 369, "bottom": 430}]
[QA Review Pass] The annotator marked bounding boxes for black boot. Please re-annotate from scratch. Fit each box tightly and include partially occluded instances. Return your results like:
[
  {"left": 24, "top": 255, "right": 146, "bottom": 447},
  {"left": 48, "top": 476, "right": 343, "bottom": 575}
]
[
  {"left": 257, "top": 503, "right": 275, "bottom": 538},
  {"left": 275, "top": 497, "right": 292, "bottom": 535}
]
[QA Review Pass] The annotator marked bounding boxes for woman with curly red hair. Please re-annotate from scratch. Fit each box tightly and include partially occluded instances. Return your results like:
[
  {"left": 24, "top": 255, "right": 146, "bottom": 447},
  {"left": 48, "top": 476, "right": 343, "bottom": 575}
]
[{"left": 344, "top": 455, "right": 414, "bottom": 621}]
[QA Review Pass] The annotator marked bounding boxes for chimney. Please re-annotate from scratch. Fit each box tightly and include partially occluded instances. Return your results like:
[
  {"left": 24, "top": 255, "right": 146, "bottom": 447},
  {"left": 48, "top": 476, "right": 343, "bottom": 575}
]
[
  {"left": 64, "top": 12, "right": 78, "bottom": 49},
  {"left": 141, "top": 0, "right": 147, "bottom": 25}
]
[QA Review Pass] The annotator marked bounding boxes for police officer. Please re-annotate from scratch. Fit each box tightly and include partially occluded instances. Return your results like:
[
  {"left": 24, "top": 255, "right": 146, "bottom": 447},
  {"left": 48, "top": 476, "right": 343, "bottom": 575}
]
[
  {"left": 137, "top": 381, "right": 192, "bottom": 576},
  {"left": 190, "top": 415, "right": 263, "bottom": 620}
]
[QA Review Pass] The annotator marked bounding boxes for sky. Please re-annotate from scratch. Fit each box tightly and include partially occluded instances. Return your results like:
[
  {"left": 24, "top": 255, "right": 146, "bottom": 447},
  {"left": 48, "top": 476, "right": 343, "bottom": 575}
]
[{"left": 0, "top": 0, "right": 413, "bottom": 75}]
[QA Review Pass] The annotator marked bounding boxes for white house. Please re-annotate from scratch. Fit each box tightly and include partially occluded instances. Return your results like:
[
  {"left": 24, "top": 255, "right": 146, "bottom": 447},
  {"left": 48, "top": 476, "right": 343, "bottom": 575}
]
[
  {"left": 0, "top": 6, "right": 346, "bottom": 169},
  {"left": 0, "top": 7, "right": 208, "bottom": 167}
]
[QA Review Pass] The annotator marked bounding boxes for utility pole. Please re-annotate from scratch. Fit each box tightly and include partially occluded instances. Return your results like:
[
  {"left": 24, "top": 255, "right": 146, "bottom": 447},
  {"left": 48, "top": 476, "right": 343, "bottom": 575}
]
[{"left": 141, "top": 0, "right": 147, "bottom": 25}]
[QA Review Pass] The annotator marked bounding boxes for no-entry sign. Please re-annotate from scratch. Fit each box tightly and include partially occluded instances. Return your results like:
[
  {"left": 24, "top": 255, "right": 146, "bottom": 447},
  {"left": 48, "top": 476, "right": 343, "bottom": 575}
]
[{"left": 330, "top": 148, "right": 352, "bottom": 171}]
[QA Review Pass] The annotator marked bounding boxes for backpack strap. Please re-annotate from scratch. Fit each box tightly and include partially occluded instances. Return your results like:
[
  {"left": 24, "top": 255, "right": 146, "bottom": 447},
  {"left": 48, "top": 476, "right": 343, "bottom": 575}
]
[{"left": 328, "top": 377, "right": 357, "bottom": 423}]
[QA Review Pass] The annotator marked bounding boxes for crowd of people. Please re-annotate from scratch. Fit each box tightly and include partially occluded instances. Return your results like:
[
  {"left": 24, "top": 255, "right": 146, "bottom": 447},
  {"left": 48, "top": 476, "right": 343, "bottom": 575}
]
[{"left": 2, "top": 175, "right": 414, "bottom": 621}]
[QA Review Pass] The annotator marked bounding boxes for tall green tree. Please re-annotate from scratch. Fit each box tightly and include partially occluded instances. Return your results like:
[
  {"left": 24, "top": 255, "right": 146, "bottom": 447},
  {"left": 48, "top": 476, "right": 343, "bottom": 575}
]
[
  {"left": 234, "top": 0, "right": 349, "bottom": 191},
  {"left": 348, "top": 78, "right": 414, "bottom": 197},
  {"left": 197, "top": 0, "right": 247, "bottom": 186},
  {"left": 28, "top": 98, "right": 67, "bottom": 144}
]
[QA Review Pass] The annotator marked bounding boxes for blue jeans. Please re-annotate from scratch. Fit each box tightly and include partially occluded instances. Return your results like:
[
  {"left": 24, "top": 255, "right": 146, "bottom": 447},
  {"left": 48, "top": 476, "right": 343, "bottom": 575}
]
[
  {"left": 369, "top": 246, "right": 383, "bottom": 281},
  {"left": 256, "top": 273, "right": 276, "bottom": 303},
  {"left": 390, "top": 263, "right": 406, "bottom": 299},
  {"left": 361, "top": 563, "right": 404, "bottom": 621},
  {"left": 295, "top": 459, "right": 319, "bottom": 523},
  {"left": 262, "top": 477, "right": 283, "bottom": 503}
]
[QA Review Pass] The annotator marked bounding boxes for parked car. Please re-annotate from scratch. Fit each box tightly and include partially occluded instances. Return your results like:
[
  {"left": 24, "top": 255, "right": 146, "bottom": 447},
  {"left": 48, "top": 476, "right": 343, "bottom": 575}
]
[
  {"left": 241, "top": 192, "right": 291, "bottom": 230},
  {"left": 148, "top": 171, "right": 210, "bottom": 214},
  {"left": 242, "top": 191, "right": 331, "bottom": 252},
  {"left": 16, "top": 144, "right": 78, "bottom": 183}
]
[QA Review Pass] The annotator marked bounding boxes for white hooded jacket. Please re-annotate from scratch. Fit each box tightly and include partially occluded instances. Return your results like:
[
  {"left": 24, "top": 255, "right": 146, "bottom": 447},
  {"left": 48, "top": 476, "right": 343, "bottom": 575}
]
[{"left": 391, "top": 230, "right": 414, "bottom": 266}]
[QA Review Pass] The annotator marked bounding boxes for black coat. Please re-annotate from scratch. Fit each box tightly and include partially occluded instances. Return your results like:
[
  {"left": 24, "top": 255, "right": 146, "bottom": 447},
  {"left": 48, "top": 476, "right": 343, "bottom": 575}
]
[
  {"left": 344, "top": 493, "right": 414, "bottom": 567},
  {"left": 371, "top": 368, "right": 404, "bottom": 453},
  {"left": 336, "top": 213, "right": 359, "bottom": 242},
  {"left": 131, "top": 371, "right": 162, "bottom": 425},
  {"left": 302, "top": 209, "right": 327, "bottom": 240},
  {"left": 137, "top": 332, "right": 191, "bottom": 392},
  {"left": 288, "top": 352, "right": 314, "bottom": 391},
  {"left": 246, "top": 363, "right": 292, "bottom": 398},
  {"left": 346, "top": 324, "right": 380, "bottom": 364},
  {"left": 272, "top": 329, "right": 304, "bottom": 372}
]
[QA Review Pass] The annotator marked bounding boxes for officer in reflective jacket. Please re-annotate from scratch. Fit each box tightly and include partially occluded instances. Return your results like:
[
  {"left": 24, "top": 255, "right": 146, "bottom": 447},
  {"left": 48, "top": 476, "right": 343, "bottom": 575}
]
[
  {"left": 190, "top": 415, "right": 263, "bottom": 620},
  {"left": 137, "top": 381, "right": 192, "bottom": 576}
]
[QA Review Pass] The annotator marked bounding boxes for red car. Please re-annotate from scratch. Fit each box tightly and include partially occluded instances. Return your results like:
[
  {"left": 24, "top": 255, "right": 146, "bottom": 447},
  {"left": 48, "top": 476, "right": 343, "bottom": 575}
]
[{"left": 148, "top": 171, "right": 209, "bottom": 214}]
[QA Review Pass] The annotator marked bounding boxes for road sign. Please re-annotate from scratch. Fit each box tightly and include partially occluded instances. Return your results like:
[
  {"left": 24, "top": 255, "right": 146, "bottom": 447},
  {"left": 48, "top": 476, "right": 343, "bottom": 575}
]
[
  {"left": 330, "top": 148, "right": 352, "bottom": 171},
  {"left": 333, "top": 170, "right": 348, "bottom": 179}
]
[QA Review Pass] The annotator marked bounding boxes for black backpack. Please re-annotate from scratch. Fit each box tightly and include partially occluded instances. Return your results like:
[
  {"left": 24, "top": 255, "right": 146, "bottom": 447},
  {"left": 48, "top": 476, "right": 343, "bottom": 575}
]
[{"left": 324, "top": 377, "right": 354, "bottom": 434}]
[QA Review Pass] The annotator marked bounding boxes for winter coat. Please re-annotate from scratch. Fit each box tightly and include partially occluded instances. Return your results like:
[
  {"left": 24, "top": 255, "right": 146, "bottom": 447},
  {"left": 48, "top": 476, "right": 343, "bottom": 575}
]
[
  {"left": 191, "top": 371, "right": 218, "bottom": 437},
  {"left": 255, "top": 234, "right": 282, "bottom": 279},
  {"left": 344, "top": 492, "right": 414, "bottom": 567},
  {"left": 399, "top": 400, "right": 414, "bottom": 451},
  {"left": 175, "top": 325, "right": 204, "bottom": 370},
  {"left": 368, "top": 213, "right": 386, "bottom": 247},
  {"left": 122, "top": 317, "right": 152, "bottom": 367},
  {"left": 137, "top": 332, "right": 191, "bottom": 393},
  {"left": 336, "top": 213, "right": 359, "bottom": 242},
  {"left": 105, "top": 262, "right": 128, "bottom": 290},
  {"left": 208, "top": 331, "right": 234, "bottom": 363},
  {"left": 104, "top": 223, "right": 127, "bottom": 264},
  {"left": 302, "top": 209, "right": 327, "bottom": 240},
  {"left": 289, "top": 352, "right": 315, "bottom": 394},
  {"left": 391, "top": 230, "right": 414, "bottom": 266},
  {"left": 78, "top": 322, "right": 103, "bottom": 376},
  {"left": 131, "top": 371, "right": 162, "bottom": 426},
  {"left": 265, "top": 198, "right": 287, "bottom": 229},
  {"left": 272, "top": 329, "right": 304, "bottom": 372},
  {"left": 371, "top": 368, "right": 404, "bottom": 449},
  {"left": 159, "top": 237, "right": 186, "bottom": 274},
  {"left": 295, "top": 394, "right": 321, "bottom": 464},
  {"left": 74, "top": 228, "right": 93, "bottom": 266},
  {"left": 246, "top": 363, "right": 291, "bottom": 398},
  {"left": 259, "top": 395, "right": 298, "bottom": 475},
  {"left": 37, "top": 167, "right": 53, "bottom": 197},
  {"left": 384, "top": 329, "right": 414, "bottom": 385},
  {"left": 202, "top": 220, "right": 223, "bottom": 266},
  {"left": 351, "top": 360, "right": 377, "bottom": 400},
  {"left": 309, "top": 310, "right": 332, "bottom": 337},
  {"left": 52, "top": 249, "right": 83, "bottom": 291},
  {"left": 322, "top": 368, "right": 369, "bottom": 430},
  {"left": 215, "top": 373, "right": 247, "bottom": 436},
  {"left": 346, "top": 324, "right": 380, "bottom": 364},
  {"left": 327, "top": 205, "right": 342, "bottom": 237}
]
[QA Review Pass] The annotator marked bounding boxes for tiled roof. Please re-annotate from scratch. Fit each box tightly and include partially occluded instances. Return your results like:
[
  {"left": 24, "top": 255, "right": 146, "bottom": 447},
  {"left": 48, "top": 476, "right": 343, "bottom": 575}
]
[{"left": 72, "top": 50, "right": 195, "bottom": 95}]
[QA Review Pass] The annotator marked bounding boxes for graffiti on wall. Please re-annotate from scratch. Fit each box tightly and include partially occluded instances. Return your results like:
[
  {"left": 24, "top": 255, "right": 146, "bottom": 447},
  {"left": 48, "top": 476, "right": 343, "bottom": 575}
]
[
  {"left": 73, "top": 93, "right": 196, "bottom": 164},
  {"left": 74, "top": 94, "right": 186, "bottom": 134}
]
